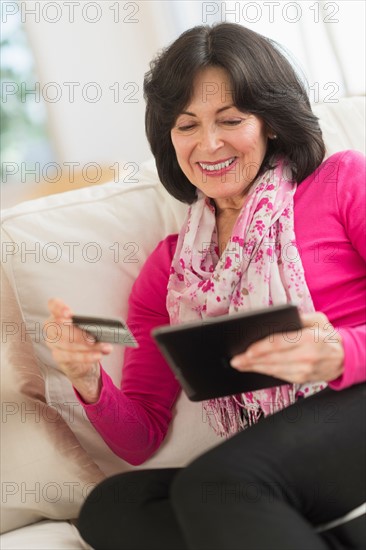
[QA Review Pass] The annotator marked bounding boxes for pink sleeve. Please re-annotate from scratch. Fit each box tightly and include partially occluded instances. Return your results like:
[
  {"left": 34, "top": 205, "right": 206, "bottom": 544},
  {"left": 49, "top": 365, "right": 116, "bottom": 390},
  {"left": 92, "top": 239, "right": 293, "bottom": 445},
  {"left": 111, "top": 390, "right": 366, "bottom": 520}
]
[
  {"left": 74, "top": 235, "right": 181, "bottom": 465},
  {"left": 328, "top": 151, "right": 366, "bottom": 390},
  {"left": 331, "top": 326, "right": 366, "bottom": 389}
]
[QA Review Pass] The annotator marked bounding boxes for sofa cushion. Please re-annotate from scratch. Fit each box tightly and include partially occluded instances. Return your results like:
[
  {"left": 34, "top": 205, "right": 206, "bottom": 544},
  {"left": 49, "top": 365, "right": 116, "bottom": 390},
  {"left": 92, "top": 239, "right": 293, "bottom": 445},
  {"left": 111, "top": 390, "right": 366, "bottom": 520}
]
[
  {"left": 312, "top": 96, "right": 365, "bottom": 155},
  {"left": 0, "top": 520, "right": 90, "bottom": 549},
  {"left": 0, "top": 267, "right": 105, "bottom": 533}
]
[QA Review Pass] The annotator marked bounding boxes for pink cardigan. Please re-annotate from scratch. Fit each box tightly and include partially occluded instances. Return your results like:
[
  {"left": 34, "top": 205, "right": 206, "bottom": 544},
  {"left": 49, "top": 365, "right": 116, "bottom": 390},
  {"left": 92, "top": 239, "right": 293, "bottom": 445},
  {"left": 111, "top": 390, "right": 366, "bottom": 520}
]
[{"left": 76, "top": 150, "right": 366, "bottom": 465}]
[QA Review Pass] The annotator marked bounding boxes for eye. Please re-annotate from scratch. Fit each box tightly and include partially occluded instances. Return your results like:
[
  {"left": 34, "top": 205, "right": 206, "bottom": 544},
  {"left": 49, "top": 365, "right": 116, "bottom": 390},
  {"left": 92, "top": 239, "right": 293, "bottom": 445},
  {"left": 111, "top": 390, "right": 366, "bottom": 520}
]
[
  {"left": 221, "top": 119, "right": 243, "bottom": 126},
  {"left": 176, "top": 123, "right": 196, "bottom": 132}
]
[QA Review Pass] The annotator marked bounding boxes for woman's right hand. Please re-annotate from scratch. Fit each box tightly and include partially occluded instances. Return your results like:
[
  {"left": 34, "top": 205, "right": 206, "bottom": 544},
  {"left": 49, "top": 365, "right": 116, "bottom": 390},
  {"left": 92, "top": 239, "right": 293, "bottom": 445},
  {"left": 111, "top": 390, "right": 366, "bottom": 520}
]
[{"left": 44, "top": 298, "right": 113, "bottom": 403}]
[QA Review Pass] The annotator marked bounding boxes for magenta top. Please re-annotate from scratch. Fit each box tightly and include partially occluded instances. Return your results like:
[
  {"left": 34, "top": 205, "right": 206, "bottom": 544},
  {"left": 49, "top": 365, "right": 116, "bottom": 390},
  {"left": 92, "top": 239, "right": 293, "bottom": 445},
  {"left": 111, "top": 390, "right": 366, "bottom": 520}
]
[{"left": 76, "top": 151, "right": 366, "bottom": 465}]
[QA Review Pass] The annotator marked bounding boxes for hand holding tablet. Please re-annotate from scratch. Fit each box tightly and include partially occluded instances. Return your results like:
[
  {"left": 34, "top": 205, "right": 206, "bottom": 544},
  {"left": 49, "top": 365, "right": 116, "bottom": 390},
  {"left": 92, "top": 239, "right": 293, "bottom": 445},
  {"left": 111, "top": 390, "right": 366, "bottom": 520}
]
[{"left": 151, "top": 304, "right": 302, "bottom": 401}]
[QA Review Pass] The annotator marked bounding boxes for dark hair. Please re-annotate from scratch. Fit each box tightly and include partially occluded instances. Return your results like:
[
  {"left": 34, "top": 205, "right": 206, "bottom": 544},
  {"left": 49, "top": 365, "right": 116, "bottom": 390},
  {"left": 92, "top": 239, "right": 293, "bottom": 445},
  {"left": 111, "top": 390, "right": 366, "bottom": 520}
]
[{"left": 144, "top": 22, "right": 325, "bottom": 204}]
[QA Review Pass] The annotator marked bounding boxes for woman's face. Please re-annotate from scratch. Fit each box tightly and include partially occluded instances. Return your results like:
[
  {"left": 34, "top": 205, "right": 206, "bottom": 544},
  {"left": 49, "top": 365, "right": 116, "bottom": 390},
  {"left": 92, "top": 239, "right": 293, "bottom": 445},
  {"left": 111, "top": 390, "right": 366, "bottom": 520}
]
[{"left": 170, "top": 66, "right": 270, "bottom": 211}]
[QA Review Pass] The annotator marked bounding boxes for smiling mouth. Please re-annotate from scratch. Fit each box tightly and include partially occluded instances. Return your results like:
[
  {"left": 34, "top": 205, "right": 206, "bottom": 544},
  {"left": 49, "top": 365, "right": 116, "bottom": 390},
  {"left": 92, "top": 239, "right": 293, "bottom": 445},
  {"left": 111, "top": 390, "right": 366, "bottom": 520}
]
[{"left": 198, "top": 157, "right": 237, "bottom": 172}]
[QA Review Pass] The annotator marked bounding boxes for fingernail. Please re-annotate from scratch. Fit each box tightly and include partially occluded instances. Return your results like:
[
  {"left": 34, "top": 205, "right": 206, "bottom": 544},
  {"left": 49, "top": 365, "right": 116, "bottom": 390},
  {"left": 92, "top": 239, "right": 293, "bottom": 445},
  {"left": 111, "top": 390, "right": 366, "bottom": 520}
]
[
  {"left": 230, "top": 357, "right": 241, "bottom": 368},
  {"left": 86, "top": 337, "right": 96, "bottom": 345}
]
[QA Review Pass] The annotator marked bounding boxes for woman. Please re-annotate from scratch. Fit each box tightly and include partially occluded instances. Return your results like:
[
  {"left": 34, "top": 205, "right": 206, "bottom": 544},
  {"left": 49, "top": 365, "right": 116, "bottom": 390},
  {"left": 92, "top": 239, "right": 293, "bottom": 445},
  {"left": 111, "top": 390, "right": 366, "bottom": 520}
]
[{"left": 46, "top": 23, "right": 365, "bottom": 550}]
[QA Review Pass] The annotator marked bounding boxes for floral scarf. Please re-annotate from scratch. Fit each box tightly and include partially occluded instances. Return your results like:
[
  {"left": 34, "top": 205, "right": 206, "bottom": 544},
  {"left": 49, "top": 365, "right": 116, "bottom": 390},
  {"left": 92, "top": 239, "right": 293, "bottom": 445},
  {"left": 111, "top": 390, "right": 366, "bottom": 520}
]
[{"left": 166, "top": 159, "right": 326, "bottom": 437}]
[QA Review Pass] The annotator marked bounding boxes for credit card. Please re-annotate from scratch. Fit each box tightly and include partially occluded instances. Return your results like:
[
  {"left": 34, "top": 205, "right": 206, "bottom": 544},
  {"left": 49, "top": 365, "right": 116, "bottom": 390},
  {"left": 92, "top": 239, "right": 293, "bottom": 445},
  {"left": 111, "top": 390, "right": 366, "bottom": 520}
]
[{"left": 72, "top": 315, "right": 138, "bottom": 347}]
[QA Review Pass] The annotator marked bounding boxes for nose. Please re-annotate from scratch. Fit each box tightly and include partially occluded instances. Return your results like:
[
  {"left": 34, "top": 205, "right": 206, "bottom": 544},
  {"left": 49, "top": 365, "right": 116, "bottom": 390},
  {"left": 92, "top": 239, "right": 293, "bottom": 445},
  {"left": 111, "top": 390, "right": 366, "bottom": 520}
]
[{"left": 197, "top": 125, "right": 224, "bottom": 153}]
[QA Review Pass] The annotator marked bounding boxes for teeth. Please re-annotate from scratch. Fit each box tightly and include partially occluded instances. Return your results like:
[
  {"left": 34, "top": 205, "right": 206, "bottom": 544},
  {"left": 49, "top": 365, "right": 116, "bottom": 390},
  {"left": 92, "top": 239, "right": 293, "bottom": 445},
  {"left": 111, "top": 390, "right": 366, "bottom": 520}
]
[{"left": 199, "top": 157, "right": 236, "bottom": 171}]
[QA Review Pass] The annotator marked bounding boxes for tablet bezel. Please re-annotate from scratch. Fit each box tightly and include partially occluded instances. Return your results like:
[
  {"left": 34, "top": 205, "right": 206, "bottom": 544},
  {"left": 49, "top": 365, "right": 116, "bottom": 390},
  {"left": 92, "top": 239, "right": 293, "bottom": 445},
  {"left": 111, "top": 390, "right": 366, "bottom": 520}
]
[{"left": 152, "top": 304, "right": 302, "bottom": 401}]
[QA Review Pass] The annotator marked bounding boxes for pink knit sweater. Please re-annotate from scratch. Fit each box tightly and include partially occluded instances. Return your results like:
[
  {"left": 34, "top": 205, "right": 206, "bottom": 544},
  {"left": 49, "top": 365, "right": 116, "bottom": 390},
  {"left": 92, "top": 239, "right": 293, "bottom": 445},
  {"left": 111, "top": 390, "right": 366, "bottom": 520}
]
[{"left": 76, "top": 151, "right": 366, "bottom": 465}]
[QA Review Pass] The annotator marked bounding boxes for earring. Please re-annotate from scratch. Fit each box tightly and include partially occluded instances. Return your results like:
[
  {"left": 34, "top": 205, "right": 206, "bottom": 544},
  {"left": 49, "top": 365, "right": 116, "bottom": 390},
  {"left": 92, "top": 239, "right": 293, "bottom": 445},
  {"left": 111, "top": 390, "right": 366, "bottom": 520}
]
[{"left": 271, "top": 134, "right": 278, "bottom": 139}]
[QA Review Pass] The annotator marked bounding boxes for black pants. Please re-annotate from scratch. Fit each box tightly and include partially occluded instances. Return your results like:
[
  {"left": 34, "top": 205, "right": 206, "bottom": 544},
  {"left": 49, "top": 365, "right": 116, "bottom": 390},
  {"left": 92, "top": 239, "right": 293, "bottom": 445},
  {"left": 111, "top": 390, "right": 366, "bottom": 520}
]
[{"left": 78, "top": 384, "right": 366, "bottom": 550}]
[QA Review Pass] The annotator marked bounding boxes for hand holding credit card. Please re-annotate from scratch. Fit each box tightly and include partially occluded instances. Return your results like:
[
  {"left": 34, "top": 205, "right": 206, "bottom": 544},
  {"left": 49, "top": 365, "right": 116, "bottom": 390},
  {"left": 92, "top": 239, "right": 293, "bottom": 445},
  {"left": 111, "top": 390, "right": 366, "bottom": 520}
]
[{"left": 72, "top": 315, "right": 138, "bottom": 347}]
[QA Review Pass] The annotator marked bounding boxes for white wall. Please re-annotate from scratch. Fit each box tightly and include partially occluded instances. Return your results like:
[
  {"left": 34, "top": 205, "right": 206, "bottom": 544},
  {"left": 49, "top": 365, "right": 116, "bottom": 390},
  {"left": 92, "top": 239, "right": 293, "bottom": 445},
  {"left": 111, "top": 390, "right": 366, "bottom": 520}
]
[
  {"left": 21, "top": 0, "right": 365, "bottom": 169},
  {"left": 24, "top": 1, "right": 178, "bottom": 165}
]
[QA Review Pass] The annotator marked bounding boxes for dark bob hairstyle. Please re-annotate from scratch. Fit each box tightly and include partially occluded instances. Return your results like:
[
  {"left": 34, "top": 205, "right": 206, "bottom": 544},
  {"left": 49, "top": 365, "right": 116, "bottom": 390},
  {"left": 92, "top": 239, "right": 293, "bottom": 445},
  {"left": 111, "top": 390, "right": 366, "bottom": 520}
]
[{"left": 144, "top": 22, "right": 325, "bottom": 204}]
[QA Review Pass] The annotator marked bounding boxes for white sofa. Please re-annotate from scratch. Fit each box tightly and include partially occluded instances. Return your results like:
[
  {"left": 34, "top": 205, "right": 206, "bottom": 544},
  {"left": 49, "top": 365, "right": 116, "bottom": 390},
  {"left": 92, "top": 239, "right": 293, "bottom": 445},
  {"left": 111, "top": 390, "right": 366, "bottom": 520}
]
[{"left": 1, "top": 97, "right": 365, "bottom": 549}]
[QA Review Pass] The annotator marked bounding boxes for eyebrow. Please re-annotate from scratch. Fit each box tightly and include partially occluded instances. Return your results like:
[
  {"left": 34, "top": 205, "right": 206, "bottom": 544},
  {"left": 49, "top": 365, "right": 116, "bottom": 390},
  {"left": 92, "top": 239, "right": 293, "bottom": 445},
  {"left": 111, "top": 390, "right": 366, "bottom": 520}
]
[{"left": 180, "top": 104, "right": 236, "bottom": 117}]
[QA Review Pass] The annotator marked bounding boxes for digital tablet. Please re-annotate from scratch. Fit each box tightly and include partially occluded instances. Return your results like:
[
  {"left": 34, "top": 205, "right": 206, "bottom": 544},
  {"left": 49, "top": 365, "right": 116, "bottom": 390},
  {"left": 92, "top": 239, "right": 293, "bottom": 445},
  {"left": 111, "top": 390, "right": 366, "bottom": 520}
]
[{"left": 151, "top": 304, "right": 302, "bottom": 401}]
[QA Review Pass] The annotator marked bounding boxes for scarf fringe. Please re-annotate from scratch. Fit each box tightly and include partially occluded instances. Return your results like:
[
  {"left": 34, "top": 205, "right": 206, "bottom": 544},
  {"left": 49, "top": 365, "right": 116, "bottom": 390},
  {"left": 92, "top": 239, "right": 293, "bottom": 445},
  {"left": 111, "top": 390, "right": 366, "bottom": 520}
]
[
  {"left": 203, "top": 396, "right": 247, "bottom": 438},
  {"left": 203, "top": 384, "right": 299, "bottom": 438}
]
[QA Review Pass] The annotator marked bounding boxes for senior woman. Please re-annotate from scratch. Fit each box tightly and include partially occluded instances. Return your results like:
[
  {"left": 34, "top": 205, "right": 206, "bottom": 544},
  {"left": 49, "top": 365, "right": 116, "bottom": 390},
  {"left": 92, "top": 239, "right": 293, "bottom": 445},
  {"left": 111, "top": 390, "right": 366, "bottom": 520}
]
[{"left": 47, "top": 23, "right": 365, "bottom": 550}]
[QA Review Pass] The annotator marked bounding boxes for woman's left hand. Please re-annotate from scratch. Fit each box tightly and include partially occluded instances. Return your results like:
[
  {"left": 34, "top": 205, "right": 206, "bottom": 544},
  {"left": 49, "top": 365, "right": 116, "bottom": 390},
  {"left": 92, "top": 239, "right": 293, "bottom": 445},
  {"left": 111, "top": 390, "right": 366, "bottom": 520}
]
[{"left": 230, "top": 312, "right": 344, "bottom": 384}]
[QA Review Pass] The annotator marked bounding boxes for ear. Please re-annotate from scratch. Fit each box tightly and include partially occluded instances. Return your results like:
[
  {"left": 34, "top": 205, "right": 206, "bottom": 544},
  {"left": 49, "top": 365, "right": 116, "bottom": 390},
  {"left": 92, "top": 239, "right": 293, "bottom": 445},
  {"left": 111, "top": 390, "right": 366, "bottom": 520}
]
[{"left": 267, "top": 129, "right": 278, "bottom": 140}]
